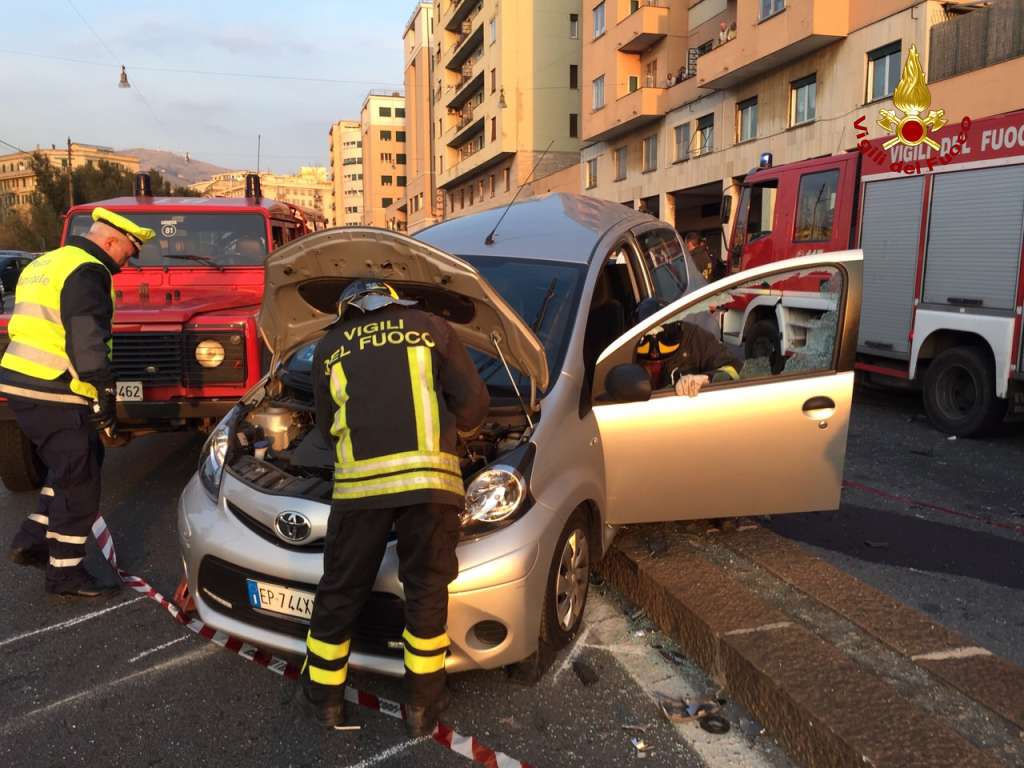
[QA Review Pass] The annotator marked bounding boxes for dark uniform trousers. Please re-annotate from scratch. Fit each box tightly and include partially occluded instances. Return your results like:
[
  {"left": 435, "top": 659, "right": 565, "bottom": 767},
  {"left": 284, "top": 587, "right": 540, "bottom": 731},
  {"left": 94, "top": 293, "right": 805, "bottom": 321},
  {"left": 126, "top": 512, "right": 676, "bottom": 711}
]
[
  {"left": 9, "top": 398, "right": 103, "bottom": 588},
  {"left": 303, "top": 502, "right": 461, "bottom": 707}
]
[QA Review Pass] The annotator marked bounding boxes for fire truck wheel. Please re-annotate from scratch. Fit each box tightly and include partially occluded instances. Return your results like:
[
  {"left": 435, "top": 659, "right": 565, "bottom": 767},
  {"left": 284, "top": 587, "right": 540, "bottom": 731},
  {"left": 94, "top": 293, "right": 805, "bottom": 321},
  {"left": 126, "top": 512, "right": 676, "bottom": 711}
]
[
  {"left": 923, "top": 346, "right": 1007, "bottom": 437},
  {"left": 0, "top": 420, "right": 45, "bottom": 492},
  {"left": 745, "top": 319, "right": 785, "bottom": 375}
]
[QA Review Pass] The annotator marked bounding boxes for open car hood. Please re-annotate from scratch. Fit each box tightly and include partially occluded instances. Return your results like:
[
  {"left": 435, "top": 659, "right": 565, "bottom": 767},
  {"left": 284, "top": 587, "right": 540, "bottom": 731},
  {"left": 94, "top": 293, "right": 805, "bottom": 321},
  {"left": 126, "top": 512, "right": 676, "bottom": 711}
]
[{"left": 259, "top": 228, "right": 549, "bottom": 392}]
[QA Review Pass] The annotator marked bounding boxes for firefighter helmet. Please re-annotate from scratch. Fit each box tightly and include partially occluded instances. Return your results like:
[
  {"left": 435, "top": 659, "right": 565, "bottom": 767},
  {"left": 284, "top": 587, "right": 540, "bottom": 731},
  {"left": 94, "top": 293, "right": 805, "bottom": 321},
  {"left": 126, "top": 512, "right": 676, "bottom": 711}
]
[
  {"left": 634, "top": 298, "right": 680, "bottom": 361},
  {"left": 337, "top": 279, "right": 416, "bottom": 318}
]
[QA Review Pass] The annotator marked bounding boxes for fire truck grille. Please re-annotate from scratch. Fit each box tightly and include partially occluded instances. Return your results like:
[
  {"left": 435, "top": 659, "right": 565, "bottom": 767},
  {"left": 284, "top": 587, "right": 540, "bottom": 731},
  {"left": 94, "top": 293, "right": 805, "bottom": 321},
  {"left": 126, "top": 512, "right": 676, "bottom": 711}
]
[{"left": 111, "top": 333, "right": 183, "bottom": 386}]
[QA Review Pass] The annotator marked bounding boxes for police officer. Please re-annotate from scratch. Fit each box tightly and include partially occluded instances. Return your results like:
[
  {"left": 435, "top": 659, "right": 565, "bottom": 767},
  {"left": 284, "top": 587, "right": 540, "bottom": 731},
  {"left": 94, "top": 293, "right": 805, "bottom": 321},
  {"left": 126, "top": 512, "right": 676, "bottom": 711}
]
[
  {"left": 302, "top": 279, "right": 489, "bottom": 735},
  {"left": 0, "top": 207, "right": 155, "bottom": 598}
]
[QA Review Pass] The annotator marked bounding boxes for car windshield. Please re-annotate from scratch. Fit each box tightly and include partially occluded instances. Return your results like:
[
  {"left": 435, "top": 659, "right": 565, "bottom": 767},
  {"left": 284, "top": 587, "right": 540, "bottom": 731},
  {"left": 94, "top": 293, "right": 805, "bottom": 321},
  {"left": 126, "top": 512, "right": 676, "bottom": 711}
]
[
  {"left": 284, "top": 255, "right": 585, "bottom": 397},
  {"left": 68, "top": 212, "right": 269, "bottom": 267}
]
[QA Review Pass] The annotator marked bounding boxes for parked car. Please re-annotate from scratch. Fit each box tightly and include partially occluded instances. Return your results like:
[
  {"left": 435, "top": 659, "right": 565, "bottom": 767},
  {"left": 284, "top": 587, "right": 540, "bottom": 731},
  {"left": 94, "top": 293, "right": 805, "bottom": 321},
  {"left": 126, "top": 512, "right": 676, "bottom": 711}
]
[
  {"left": 177, "top": 193, "right": 863, "bottom": 677},
  {"left": 0, "top": 250, "right": 36, "bottom": 313}
]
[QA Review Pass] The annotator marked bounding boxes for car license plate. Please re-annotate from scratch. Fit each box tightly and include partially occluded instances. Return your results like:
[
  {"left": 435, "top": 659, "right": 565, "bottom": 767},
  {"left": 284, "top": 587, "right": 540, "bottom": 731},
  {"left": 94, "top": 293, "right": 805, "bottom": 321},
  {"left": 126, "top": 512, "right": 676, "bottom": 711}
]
[
  {"left": 115, "top": 381, "right": 143, "bottom": 402},
  {"left": 246, "top": 579, "right": 315, "bottom": 620}
]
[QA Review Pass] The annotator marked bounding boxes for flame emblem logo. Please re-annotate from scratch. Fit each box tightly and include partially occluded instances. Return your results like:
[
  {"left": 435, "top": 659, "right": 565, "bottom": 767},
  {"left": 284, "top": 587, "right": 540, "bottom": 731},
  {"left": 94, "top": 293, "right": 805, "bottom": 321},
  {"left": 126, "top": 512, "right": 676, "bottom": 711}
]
[{"left": 877, "top": 44, "right": 947, "bottom": 151}]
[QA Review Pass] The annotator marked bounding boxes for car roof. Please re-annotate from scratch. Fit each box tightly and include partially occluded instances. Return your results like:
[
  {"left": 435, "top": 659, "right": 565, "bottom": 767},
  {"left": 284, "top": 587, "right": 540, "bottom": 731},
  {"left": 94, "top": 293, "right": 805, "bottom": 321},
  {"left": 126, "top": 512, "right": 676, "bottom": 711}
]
[{"left": 415, "top": 193, "right": 653, "bottom": 265}]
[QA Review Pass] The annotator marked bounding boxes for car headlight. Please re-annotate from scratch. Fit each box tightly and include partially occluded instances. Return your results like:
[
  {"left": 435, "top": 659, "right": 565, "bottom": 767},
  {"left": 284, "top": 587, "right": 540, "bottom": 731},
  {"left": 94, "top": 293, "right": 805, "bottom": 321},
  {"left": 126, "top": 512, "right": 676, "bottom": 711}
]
[
  {"left": 460, "top": 443, "right": 535, "bottom": 539},
  {"left": 195, "top": 339, "right": 226, "bottom": 368},
  {"left": 198, "top": 411, "right": 236, "bottom": 498}
]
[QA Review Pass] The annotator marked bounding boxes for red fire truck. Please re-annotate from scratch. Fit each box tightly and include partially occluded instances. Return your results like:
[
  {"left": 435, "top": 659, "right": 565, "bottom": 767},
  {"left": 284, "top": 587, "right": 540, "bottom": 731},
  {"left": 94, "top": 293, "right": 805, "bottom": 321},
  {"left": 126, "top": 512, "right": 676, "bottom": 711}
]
[
  {"left": 722, "top": 109, "right": 1024, "bottom": 436},
  {"left": 0, "top": 174, "right": 325, "bottom": 490}
]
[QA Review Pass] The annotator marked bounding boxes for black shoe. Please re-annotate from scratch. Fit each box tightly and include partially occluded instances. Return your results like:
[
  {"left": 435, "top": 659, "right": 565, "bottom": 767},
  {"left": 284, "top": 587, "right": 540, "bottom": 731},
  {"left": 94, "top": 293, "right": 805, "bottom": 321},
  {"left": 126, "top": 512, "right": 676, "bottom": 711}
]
[
  {"left": 296, "top": 683, "right": 354, "bottom": 730},
  {"left": 405, "top": 690, "right": 450, "bottom": 738},
  {"left": 46, "top": 575, "right": 120, "bottom": 600},
  {"left": 9, "top": 546, "right": 47, "bottom": 570}
]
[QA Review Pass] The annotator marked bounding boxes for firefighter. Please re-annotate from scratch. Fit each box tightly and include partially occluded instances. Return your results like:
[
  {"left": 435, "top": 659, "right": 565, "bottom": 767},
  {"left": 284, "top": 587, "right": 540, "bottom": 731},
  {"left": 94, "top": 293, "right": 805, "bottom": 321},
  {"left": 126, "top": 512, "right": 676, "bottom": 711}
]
[
  {"left": 634, "top": 298, "right": 742, "bottom": 396},
  {"left": 0, "top": 208, "right": 154, "bottom": 598},
  {"left": 302, "top": 279, "right": 489, "bottom": 735}
]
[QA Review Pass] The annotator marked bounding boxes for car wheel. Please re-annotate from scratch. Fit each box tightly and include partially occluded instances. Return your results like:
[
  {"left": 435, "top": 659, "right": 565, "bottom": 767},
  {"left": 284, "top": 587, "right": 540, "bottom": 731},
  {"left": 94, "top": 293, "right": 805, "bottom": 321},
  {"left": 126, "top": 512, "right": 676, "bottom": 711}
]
[
  {"left": 744, "top": 319, "right": 785, "bottom": 375},
  {"left": 540, "top": 509, "right": 590, "bottom": 650},
  {"left": 923, "top": 346, "right": 1006, "bottom": 437},
  {"left": 0, "top": 420, "right": 45, "bottom": 492}
]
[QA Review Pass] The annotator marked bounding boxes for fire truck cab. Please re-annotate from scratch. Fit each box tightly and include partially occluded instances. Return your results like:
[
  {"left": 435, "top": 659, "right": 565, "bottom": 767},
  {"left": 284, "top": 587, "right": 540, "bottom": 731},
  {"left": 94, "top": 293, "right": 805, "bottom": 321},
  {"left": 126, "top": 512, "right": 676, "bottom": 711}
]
[
  {"left": 0, "top": 174, "right": 325, "bottom": 491},
  {"left": 723, "top": 110, "right": 1024, "bottom": 436}
]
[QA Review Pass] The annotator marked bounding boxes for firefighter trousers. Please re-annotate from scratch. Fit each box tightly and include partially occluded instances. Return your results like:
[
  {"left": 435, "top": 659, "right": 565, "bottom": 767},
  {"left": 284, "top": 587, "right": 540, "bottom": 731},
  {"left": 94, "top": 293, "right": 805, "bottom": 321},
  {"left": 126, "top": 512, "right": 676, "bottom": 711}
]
[
  {"left": 9, "top": 398, "right": 104, "bottom": 589},
  {"left": 303, "top": 502, "right": 461, "bottom": 707}
]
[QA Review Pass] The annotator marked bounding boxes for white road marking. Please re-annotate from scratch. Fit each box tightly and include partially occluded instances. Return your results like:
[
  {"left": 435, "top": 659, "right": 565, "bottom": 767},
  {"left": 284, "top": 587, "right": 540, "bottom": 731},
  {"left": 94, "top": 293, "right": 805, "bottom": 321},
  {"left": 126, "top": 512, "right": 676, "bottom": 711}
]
[
  {"left": 551, "top": 624, "right": 593, "bottom": 682},
  {"left": 128, "top": 634, "right": 189, "bottom": 663},
  {"left": 911, "top": 646, "right": 992, "bottom": 661},
  {"left": 2, "top": 646, "right": 217, "bottom": 736},
  {"left": 0, "top": 596, "right": 145, "bottom": 649},
  {"left": 722, "top": 621, "right": 792, "bottom": 637},
  {"left": 340, "top": 737, "right": 429, "bottom": 767}
]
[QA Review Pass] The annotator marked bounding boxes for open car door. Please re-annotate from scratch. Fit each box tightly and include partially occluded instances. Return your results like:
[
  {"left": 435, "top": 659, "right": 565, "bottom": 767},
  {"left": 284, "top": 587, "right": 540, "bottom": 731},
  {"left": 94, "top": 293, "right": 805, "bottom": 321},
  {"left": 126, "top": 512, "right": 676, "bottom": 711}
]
[{"left": 592, "top": 252, "right": 863, "bottom": 525}]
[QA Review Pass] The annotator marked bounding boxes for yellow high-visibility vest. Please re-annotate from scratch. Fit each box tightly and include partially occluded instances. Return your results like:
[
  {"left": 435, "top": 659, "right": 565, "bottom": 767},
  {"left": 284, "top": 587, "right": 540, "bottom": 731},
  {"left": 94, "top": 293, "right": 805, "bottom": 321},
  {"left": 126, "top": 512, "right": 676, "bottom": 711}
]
[{"left": 0, "top": 245, "right": 114, "bottom": 402}]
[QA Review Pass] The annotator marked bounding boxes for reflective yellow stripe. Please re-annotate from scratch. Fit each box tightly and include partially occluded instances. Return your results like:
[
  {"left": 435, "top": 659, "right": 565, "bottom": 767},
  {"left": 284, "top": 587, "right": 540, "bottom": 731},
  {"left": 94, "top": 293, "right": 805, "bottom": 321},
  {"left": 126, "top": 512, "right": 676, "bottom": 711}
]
[
  {"left": 658, "top": 341, "right": 680, "bottom": 355},
  {"left": 407, "top": 346, "right": 439, "bottom": 452},
  {"left": 404, "top": 648, "right": 446, "bottom": 675},
  {"left": 636, "top": 340, "right": 650, "bottom": 355},
  {"left": 28, "top": 514, "right": 49, "bottom": 525},
  {"left": 5, "top": 341, "right": 69, "bottom": 371},
  {"left": 308, "top": 664, "right": 348, "bottom": 686},
  {"left": 49, "top": 556, "right": 84, "bottom": 567},
  {"left": 46, "top": 531, "right": 87, "bottom": 545},
  {"left": 306, "top": 631, "right": 350, "bottom": 662},
  {"left": 333, "top": 450, "right": 460, "bottom": 480},
  {"left": 40, "top": 486, "right": 54, "bottom": 497},
  {"left": 333, "top": 471, "right": 464, "bottom": 500},
  {"left": 0, "top": 383, "right": 91, "bottom": 405},
  {"left": 717, "top": 365, "right": 740, "bottom": 381},
  {"left": 12, "top": 301, "right": 63, "bottom": 324},
  {"left": 402, "top": 628, "right": 449, "bottom": 652},
  {"left": 329, "top": 361, "right": 354, "bottom": 464}
]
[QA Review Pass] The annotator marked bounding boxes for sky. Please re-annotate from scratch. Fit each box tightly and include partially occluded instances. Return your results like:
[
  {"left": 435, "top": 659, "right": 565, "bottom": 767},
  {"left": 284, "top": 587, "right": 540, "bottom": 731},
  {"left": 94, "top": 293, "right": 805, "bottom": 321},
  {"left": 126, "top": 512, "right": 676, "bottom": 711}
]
[{"left": 0, "top": 0, "right": 414, "bottom": 173}]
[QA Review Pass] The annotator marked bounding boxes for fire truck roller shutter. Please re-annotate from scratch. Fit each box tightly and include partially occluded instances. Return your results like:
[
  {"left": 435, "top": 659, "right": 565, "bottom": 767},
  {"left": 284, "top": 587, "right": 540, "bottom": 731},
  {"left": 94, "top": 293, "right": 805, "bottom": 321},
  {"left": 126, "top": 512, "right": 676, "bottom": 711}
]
[
  {"left": 923, "top": 165, "right": 1024, "bottom": 312},
  {"left": 858, "top": 176, "right": 925, "bottom": 358}
]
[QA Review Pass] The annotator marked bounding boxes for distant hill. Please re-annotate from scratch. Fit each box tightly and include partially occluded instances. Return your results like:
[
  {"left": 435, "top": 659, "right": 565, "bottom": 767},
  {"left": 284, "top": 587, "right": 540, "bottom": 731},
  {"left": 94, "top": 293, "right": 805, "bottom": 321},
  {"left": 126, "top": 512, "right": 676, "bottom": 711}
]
[{"left": 118, "top": 148, "right": 229, "bottom": 188}]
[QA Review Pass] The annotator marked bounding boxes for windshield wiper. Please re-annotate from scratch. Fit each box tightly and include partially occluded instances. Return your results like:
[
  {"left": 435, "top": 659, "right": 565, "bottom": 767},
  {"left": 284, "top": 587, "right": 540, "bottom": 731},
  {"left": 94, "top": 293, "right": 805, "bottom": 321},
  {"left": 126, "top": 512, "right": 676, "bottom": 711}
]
[
  {"left": 161, "top": 253, "right": 225, "bottom": 272},
  {"left": 476, "top": 279, "right": 559, "bottom": 383}
]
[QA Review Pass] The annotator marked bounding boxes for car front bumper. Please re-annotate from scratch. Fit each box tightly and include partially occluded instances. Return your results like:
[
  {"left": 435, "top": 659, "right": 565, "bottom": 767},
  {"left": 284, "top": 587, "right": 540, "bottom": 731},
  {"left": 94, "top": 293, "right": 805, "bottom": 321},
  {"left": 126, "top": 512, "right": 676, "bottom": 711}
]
[{"left": 177, "top": 473, "right": 549, "bottom": 676}]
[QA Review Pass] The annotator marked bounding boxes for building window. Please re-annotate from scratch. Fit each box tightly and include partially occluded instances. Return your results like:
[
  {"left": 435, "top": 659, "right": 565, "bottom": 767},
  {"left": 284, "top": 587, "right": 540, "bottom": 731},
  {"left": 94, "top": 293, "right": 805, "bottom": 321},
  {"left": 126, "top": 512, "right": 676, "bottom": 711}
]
[
  {"left": 397, "top": 176, "right": 407, "bottom": 187},
  {"left": 696, "top": 113, "right": 714, "bottom": 155},
  {"left": 794, "top": 170, "right": 839, "bottom": 242},
  {"left": 459, "top": 189, "right": 465, "bottom": 209},
  {"left": 489, "top": 17, "right": 497, "bottom": 43},
  {"left": 503, "top": 167, "right": 511, "bottom": 191},
  {"left": 868, "top": 42, "right": 901, "bottom": 102},
  {"left": 585, "top": 158, "right": 598, "bottom": 189},
  {"left": 737, "top": 97, "right": 758, "bottom": 142},
  {"left": 382, "top": 175, "right": 393, "bottom": 186},
  {"left": 491, "top": 68, "right": 497, "bottom": 93},
  {"left": 396, "top": 107, "right": 406, "bottom": 118},
  {"left": 696, "top": 40, "right": 713, "bottom": 57},
  {"left": 382, "top": 197, "right": 393, "bottom": 207},
  {"left": 381, "top": 152, "right": 393, "bottom": 163},
  {"left": 570, "top": 13, "right": 579, "bottom": 39},
  {"left": 570, "top": 113, "right": 579, "bottom": 138},
  {"left": 614, "top": 146, "right": 627, "bottom": 181},
  {"left": 791, "top": 74, "right": 816, "bottom": 125},
  {"left": 381, "top": 130, "right": 392, "bottom": 141},
  {"left": 469, "top": 183, "right": 475, "bottom": 205},
  {"left": 397, "top": 153, "right": 407, "bottom": 164},
  {"left": 592, "top": 75, "right": 605, "bottom": 109},
  {"left": 379, "top": 106, "right": 392, "bottom": 117},
  {"left": 570, "top": 64, "right": 579, "bottom": 90},
  {"left": 644, "top": 59, "right": 657, "bottom": 88},
  {"left": 489, "top": 174, "right": 496, "bottom": 197},
  {"left": 673, "top": 123, "right": 690, "bottom": 162},
  {"left": 760, "top": 0, "right": 785, "bottom": 20},
  {"left": 396, "top": 131, "right": 406, "bottom": 142},
  {"left": 478, "top": 179, "right": 485, "bottom": 198},
  {"left": 491, "top": 117, "right": 497, "bottom": 141},
  {"left": 628, "top": 75, "right": 639, "bottom": 93},
  {"left": 593, "top": 2, "right": 606, "bottom": 38},
  {"left": 642, "top": 135, "right": 658, "bottom": 172}
]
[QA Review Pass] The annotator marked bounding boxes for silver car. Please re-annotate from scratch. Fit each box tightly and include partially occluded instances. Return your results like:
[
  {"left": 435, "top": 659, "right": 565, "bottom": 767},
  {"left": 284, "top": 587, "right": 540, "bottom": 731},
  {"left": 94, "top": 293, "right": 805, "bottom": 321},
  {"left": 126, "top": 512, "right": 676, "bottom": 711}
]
[{"left": 177, "top": 193, "right": 862, "bottom": 676}]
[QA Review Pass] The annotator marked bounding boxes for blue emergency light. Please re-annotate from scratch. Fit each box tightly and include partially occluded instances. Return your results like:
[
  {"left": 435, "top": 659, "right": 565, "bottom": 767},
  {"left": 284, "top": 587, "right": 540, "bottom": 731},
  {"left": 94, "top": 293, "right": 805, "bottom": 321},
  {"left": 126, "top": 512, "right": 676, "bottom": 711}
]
[{"left": 759, "top": 152, "right": 773, "bottom": 169}]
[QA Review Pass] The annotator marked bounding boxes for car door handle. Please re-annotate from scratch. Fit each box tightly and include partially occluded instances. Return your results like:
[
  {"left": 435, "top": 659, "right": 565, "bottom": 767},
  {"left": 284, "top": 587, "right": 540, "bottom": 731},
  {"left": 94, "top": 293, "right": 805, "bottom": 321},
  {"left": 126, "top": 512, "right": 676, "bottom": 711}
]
[{"left": 802, "top": 396, "right": 836, "bottom": 420}]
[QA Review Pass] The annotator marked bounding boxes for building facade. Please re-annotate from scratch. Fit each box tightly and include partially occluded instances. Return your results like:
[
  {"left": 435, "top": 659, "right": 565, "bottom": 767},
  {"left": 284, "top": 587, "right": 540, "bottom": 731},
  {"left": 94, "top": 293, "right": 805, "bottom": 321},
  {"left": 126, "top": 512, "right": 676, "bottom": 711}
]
[
  {"left": 0, "top": 143, "right": 140, "bottom": 211},
  {"left": 431, "top": 0, "right": 584, "bottom": 219},
  {"left": 403, "top": 3, "right": 441, "bottom": 232},
  {"left": 580, "top": 0, "right": 1024, "bottom": 257},
  {"left": 329, "top": 120, "right": 364, "bottom": 227},
  {"left": 192, "top": 166, "right": 334, "bottom": 221},
  {"left": 360, "top": 92, "right": 408, "bottom": 230}
]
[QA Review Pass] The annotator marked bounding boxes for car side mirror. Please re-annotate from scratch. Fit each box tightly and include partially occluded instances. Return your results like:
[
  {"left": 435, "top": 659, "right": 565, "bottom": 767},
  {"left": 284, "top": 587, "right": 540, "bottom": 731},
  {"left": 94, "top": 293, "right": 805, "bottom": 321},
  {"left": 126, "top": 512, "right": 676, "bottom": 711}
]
[{"left": 605, "top": 363, "right": 652, "bottom": 403}]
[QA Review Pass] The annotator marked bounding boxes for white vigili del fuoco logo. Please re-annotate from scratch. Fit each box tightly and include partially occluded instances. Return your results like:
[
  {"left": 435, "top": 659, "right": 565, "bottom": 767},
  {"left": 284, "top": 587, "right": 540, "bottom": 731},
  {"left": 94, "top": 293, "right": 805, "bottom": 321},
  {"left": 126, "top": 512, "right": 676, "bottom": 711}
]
[{"left": 274, "top": 510, "right": 312, "bottom": 543}]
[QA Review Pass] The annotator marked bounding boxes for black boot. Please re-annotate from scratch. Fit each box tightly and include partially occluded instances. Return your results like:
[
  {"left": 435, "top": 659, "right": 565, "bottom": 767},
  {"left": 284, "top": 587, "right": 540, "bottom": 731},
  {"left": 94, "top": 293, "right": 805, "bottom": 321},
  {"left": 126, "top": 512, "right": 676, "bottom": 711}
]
[
  {"left": 296, "top": 682, "right": 351, "bottom": 730},
  {"left": 45, "top": 569, "right": 120, "bottom": 600},
  {"left": 9, "top": 545, "right": 47, "bottom": 570},
  {"left": 405, "top": 689, "right": 450, "bottom": 738}
]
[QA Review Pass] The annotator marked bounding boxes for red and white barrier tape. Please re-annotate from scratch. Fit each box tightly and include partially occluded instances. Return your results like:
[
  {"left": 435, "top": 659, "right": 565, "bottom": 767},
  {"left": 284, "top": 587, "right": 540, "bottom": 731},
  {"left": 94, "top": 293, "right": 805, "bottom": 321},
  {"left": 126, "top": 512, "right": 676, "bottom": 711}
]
[{"left": 91, "top": 515, "right": 534, "bottom": 768}]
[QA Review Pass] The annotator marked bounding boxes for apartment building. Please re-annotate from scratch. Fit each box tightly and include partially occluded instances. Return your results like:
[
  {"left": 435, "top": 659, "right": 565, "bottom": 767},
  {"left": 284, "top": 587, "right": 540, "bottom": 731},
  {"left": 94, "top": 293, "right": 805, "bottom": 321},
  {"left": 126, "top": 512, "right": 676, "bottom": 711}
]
[
  {"left": 360, "top": 92, "right": 408, "bottom": 230},
  {"left": 402, "top": 3, "right": 442, "bottom": 232},
  {"left": 580, "top": 0, "right": 1024, "bottom": 256},
  {"left": 192, "top": 166, "right": 334, "bottom": 221},
  {"left": 329, "top": 120, "right": 364, "bottom": 227},
  {"left": 432, "top": 0, "right": 584, "bottom": 219},
  {"left": 0, "top": 143, "right": 139, "bottom": 211}
]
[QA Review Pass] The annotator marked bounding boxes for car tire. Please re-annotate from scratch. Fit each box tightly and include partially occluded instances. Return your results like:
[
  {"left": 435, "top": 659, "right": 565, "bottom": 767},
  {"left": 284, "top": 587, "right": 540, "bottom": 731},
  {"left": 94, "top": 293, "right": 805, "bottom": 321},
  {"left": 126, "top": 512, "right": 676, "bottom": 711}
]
[
  {"left": 923, "top": 346, "right": 1006, "bottom": 437},
  {"left": 744, "top": 319, "right": 785, "bottom": 375},
  {"left": 540, "top": 508, "right": 590, "bottom": 650},
  {"left": 0, "top": 420, "right": 45, "bottom": 492}
]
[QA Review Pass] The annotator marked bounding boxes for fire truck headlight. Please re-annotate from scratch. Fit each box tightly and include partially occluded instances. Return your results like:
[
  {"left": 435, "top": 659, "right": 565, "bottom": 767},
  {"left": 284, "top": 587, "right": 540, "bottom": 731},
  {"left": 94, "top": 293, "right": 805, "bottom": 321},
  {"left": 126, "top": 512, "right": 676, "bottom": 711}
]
[{"left": 195, "top": 339, "right": 226, "bottom": 368}]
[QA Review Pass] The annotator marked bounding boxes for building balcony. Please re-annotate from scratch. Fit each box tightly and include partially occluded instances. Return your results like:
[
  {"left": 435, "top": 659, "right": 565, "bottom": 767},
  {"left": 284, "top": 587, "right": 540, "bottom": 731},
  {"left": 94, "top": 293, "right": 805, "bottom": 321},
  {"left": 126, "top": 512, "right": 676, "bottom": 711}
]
[
  {"left": 445, "top": 69, "right": 484, "bottom": 111},
  {"left": 583, "top": 85, "right": 665, "bottom": 144},
  {"left": 697, "top": 0, "right": 849, "bottom": 90},
  {"left": 447, "top": 113, "right": 485, "bottom": 149},
  {"left": 444, "top": 0, "right": 481, "bottom": 33},
  {"left": 446, "top": 24, "right": 484, "bottom": 71},
  {"left": 617, "top": 2, "right": 670, "bottom": 54}
]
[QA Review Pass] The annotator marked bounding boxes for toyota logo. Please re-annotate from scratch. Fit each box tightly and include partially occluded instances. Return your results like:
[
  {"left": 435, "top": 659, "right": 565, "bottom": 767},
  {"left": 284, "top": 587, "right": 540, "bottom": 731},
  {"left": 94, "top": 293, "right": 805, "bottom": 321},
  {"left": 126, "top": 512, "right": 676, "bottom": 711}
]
[{"left": 274, "top": 511, "right": 312, "bottom": 543}]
